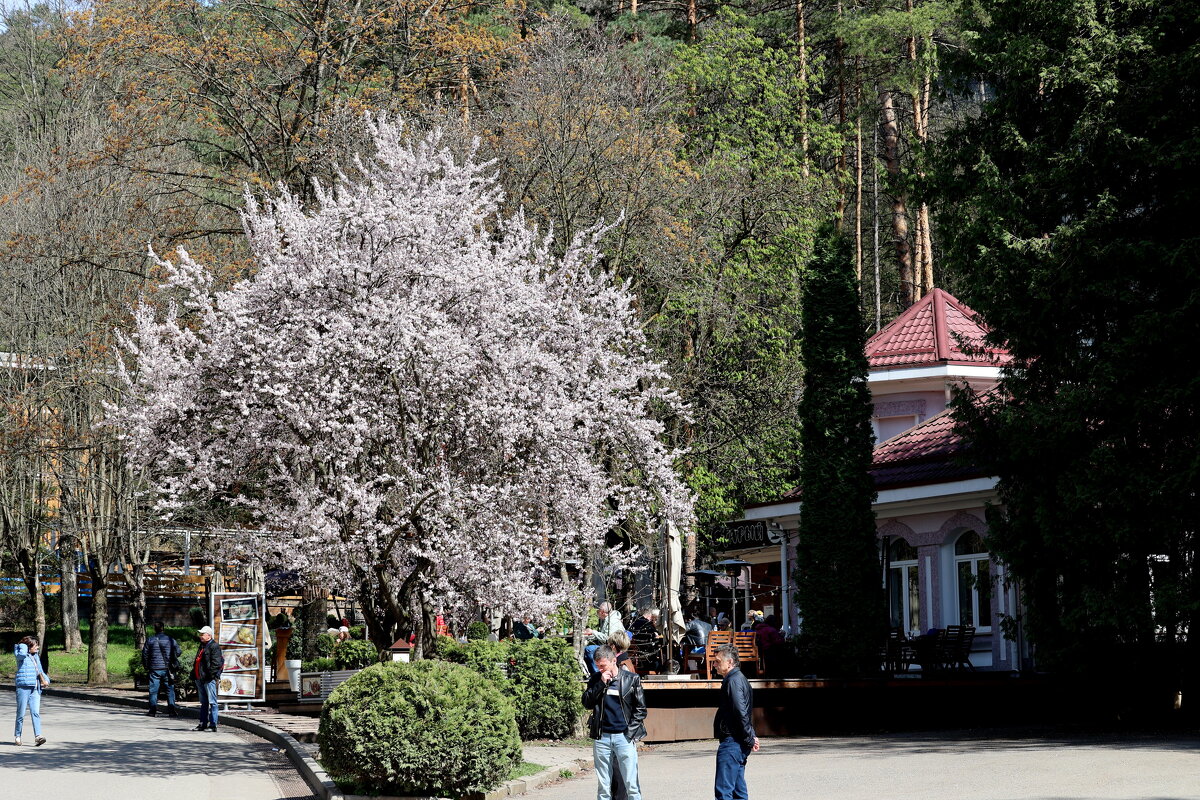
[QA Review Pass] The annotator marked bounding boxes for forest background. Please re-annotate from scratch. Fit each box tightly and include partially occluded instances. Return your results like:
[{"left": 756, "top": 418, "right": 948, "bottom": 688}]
[{"left": 1, "top": 0, "right": 1195, "bottom": 686}]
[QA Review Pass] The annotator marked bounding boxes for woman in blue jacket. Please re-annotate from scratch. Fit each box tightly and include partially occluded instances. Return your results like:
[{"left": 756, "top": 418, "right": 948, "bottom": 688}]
[{"left": 14, "top": 635, "right": 50, "bottom": 746}]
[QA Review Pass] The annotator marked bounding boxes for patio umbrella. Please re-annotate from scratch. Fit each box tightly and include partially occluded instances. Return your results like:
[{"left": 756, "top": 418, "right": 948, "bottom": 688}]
[{"left": 661, "top": 520, "right": 686, "bottom": 646}]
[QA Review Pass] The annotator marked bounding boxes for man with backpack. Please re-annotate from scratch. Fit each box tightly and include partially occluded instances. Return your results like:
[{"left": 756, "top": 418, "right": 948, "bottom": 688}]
[{"left": 142, "top": 620, "right": 181, "bottom": 718}]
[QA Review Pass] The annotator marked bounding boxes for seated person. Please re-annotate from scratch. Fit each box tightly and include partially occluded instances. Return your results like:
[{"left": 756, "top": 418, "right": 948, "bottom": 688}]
[
  {"left": 513, "top": 615, "right": 538, "bottom": 641},
  {"left": 628, "top": 608, "right": 661, "bottom": 672},
  {"left": 607, "top": 630, "right": 636, "bottom": 673},
  {"left": 683, "top": 611, "right": 712, "bottom": 653}
]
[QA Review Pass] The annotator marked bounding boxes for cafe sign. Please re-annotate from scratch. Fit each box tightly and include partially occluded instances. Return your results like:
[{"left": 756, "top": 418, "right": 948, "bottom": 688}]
[{"left": 714, "top": 520, "right": 785, "bottom": 551}]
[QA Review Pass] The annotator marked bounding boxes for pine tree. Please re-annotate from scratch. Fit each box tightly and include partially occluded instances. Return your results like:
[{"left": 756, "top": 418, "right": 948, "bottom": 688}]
[{"left": 795, "top": 224, "right": 880, "bottom": 676}]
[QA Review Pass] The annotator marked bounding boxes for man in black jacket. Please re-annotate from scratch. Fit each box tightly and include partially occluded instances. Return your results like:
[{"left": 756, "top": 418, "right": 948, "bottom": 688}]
[
  {"left": 192, "top": 625, "right": 224, "bottom": 732},
  {"left": 582, "top": 645, "right": 646, "bottom": 800},
  {"left": 142, "top": 620, "right": 181, "bottom": 718},
  {"left": 712, "top": 643, "right": 759, "bottom": 800}
]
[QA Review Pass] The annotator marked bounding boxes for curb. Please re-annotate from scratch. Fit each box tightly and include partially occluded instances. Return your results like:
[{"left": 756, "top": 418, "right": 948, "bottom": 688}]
[{"left": 1, "top": 684, "right": 344, "bottom": 800}]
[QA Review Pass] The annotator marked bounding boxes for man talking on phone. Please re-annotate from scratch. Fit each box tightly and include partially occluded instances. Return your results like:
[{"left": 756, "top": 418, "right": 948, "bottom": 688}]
[{"left": 582, "top": 645, "right": 647, "bottom": 800}]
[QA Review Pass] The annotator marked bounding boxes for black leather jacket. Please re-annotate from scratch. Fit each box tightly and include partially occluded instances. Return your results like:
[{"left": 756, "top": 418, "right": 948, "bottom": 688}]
[
  {"left": 582, "top": 669, "right": 647, "bottom": 742},
  {"left": 713, "top": 666, "right": 755, "bottom": 743},
  {"left": 195, "top": 639, "right": 224, "bottom": 683}
]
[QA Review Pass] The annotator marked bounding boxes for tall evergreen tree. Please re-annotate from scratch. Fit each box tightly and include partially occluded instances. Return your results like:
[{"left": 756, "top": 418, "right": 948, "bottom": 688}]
[
  {"left": 795, "top": 224, "right": 880, "bottom": 676},
  {"left": 939, "top": 0, "right": 1200, "bottom": 680}
]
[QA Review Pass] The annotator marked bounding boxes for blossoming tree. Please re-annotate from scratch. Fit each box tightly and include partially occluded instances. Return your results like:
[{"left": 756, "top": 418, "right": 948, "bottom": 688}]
[{"left": 112, "top": 118, "right": 692, "bottom": 656}]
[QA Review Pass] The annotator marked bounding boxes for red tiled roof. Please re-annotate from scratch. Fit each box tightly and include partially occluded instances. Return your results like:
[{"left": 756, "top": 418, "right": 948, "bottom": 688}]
[
  {"left": 865, "top": 288, "right": 1011, "bottom": 369},
  {"left": 869, "top": 407, "right": 982, "bottom": 489}
]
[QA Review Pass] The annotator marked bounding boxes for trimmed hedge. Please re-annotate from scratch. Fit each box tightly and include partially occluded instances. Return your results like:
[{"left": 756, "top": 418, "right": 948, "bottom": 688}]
[
  {"left": 438, "top": 637, "right": 582, "bottom": 739},
  {"left": 318, "top": 660, "right": 521, "bottom": 795},
  {"left": 333, "top": 638, "right": 379, "bottom": 669}
]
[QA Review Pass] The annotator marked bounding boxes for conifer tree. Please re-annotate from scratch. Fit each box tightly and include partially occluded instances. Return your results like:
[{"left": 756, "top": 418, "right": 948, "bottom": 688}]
[{"left": 794, "top": 224, "right": 880, "bottom": 676}]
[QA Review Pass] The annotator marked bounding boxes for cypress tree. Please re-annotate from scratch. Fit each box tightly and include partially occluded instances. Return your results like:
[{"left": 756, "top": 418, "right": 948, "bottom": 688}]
[{"left": 794, "top": 224, "right": 880, "bottom": 676}]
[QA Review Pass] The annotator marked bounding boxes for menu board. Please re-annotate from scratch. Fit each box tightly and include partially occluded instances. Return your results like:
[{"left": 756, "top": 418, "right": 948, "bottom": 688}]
[{"left": 211, "top": 592, "right": 266, "bottom": 702}]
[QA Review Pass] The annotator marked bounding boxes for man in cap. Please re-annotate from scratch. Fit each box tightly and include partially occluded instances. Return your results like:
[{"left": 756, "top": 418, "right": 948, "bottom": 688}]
[{"left": 192, "top": 625, "right": 224, "bottom": 731}]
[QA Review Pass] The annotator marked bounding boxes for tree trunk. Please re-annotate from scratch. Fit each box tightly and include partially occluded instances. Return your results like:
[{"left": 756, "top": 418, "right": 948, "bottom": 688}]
[
  {"left": 128, "top": 562, "right": 148, "bottom": 652},
  {"left": 301, "top": 579, "right": 327, "bottom": 661},
  {"left": 60, "top": 542, "right": 83, "bottom": 652},
  {"left": 855, "top": 59, "right": 864, "bottom": 287},
  {"left": 411, "top": 594, "right": 437, "bottom": 661},
  {"left": 18, "top": 548, "right": 46, "bottom": 645},
  {"left": 87, "top": 566, "right": 110, "bottom": 686},
  {"left": 880, "top": 90, "right": 914, "bottom": 307},
  {"left": 835, "top": 1, "right": 847, "bottom": 223}
]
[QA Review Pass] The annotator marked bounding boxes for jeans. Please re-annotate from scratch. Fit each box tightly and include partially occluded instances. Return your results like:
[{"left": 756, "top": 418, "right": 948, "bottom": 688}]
[
  {"left": 714, "top": 736, "right": 751, "bottom": 800},
  {"left": 584, "top": 644, "right": 601, "bottom": 674},
  {"left": 198, "top": 679, "right": 219, "bottom": 728},
  {"left": 593, "top": 732, "right": 641, "bottom": 800},
  {"left": 148, "top": 669, "right": 177, "bottom": 709},
  {"left": 14, "top": 686, "right": 41, "bottom": 738}
]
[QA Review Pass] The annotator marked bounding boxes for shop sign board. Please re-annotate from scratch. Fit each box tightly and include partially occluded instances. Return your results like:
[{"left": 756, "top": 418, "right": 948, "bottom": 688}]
[{"left": 209, "top": 591, "right": 267, "bottom": 702}]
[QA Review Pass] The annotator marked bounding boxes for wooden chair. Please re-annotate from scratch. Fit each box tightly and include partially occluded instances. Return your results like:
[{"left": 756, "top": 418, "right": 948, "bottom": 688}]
[
  {"left": 939, "top": 625, "right": 976, "bottom": 671},
  {"left": 883, "top": 627, "right": 915, "bottom": 673},
  {"left": 703, "top": 630, "right": 734, "bottom": 679},
  {"left": 733, "top": 631, "right": 765, "bottom": 676}
]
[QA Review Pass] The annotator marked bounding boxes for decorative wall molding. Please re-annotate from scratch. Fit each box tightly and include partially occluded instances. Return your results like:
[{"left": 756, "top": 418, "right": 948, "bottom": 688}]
[{"left": 874, "top": 399, "right": 927, "bottom": 419}]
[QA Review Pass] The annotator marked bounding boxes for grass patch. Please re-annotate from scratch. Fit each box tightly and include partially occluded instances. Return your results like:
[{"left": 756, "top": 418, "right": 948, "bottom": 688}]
[
  {"left": 0, "top": 623, "right": 198, "bottom": 685},
  {"left": 509, "top": 761, "right": 546, "bottom": 780}
]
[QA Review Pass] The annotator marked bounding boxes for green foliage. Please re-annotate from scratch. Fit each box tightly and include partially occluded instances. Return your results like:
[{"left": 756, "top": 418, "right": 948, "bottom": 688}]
[
  {"left": 302, "top": 657, "right": 338, "bottom": 672},
  {"left": 318, "top": 660, "right": 521, "bottom": 795},
  {"left": 937, "top": 0, "right": 1200, "bottom": 680},
  {"left": 348, "top": 625, "right": 365, "bottom": 640},
  {"left": 188, "top": 607, "right": 207, "bottom": 629},
  {"left": 268, "top": 612, "right": 291, "bottom": 630},
  {"left": 794, "top": 224, "right": 880, "bottom": 677},
  {"left": 315, "top": 632, "right": 337, "bottom": 657},
  {"left": 466, "top": 620, "right": 490, "bottom": 641},
  {"left": 333, "top": 639, "right": 379, "bottom": 670},
  {"left": 438, "top": 638, "right": 583, "bottom": 739}
]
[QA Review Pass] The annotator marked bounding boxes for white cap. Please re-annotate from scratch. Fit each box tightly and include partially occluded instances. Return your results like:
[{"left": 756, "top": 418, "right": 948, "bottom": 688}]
[
  {"left": 197, "top": 625, "right": 214, "bottom": 636},
  {"left": 339, "top": 626, "right": 349, "bottom": 633}
]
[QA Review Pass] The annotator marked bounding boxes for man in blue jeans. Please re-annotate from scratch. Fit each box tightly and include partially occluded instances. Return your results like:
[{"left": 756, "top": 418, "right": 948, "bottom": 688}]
[
  {"left": 142, "top": 620, "right": 181, "bottom": 717},
  {"left": 582, "top": 645, "right": 646, "bottom": 800},
  {"left": 712, "top": 643, "right": 759, "bottom": 800},
  {"left": 192, "top": 625, "right": 223, "bottom": 731}
]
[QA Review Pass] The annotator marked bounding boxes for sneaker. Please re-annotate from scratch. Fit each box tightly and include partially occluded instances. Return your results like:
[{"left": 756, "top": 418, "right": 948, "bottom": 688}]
[
  {"left": 13, "top": 737, "right": 19, "bottom": 746},
  {"left": 207, "top": 726, "right": 217, "bottom": 732},
  {"left": 34, "top": 737, "right": 46, "bottom": 747},
  {"left": 146, "top": 708, "right": 157, "bottom": 717},
  {"left": 167, "top": 707, "right": 179, "bottom": 719},
  {"left": 193, "top": 724, "right": 208, "bottom": 731}
]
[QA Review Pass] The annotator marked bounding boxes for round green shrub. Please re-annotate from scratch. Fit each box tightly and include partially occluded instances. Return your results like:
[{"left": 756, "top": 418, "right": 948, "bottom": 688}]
[
  {"left": 333, "top": 638, "right": 379, "bottom": 669},
  {"left": 302, "top": 657, "right": 337, "bottom": 672},
  {"left": 466, "top": 621, "right": 490, "bottom": 641},
  {"left": 348, "top": 624, "right": 366, "bottom": 640},
  {"left": 507, "top": 637, "right": 584, "bottom": 739},
  {"left": 318, "top": 660, "right": 521, "bottom": 795}
]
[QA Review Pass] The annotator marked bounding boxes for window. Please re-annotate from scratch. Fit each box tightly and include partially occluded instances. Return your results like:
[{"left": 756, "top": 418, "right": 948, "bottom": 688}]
[
  {"left": 888, "top": 538, "right": 920, "bottom": 637},
  {"left": 954, "top": 531, "right": 992, "bottom": 630},
  {"left": 875, "top": 415, "right": 919, "bottom": 442}
]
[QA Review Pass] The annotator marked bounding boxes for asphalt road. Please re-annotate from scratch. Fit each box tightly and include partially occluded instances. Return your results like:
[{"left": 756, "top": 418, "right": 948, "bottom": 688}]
[
  {"left": 532, "top": 729, "right": 1200, "bottom": 800},
  {"left": 1, "top": 695, "right": 314, "bottom": 799}
]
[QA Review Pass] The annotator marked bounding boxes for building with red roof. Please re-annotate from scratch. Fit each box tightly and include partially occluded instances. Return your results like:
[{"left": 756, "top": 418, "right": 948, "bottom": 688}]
[{"left": 720, "top": 289, "right": 1023, "bottom": 672}]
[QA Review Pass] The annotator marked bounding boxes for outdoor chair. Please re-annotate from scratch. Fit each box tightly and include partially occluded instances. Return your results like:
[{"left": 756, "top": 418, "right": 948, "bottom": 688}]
[
  {"left": 733, "top": 631, "right": 764, "bottom": 676},
  {"left": 703, "top": 630, "right": 734, "bottom": 678},
  {"left": 940, "top": 625, "right": 976, "bottom": 671},
  {"left": 883, "top": 627, "right": 915, "bottom": 673}
]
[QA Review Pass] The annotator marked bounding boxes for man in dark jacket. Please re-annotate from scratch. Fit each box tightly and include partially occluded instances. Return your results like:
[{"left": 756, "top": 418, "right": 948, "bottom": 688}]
[
  {"left": 142, "top": 620, "right": 181, "bottom": 718},
  {"left": 712, "top": 643, "right": 759, "bottom": 800},
  {"left": 582, "top": 645, "right": 646, "bottom": 800},
  {"left": 193, "top": 625, "right": 223, "bottom": 731}
]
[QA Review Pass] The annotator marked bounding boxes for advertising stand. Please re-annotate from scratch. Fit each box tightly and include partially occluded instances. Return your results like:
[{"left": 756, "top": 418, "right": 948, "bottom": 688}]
[{"left": 210, "top": 591, "right": 267, "bottom": 708}]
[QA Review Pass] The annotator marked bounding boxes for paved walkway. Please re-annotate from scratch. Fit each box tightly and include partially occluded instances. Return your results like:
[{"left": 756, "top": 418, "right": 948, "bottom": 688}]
[
  {"left": 1, "top": 696, "right": 314, "bottom": 799},
  {"left": 530, "top": 729, "right": 1200, "bottom": 800}
]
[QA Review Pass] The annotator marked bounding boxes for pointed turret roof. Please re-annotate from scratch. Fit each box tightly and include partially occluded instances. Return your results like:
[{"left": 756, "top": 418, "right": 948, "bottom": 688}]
[{"left": 865, "top": 288, "right": 1010, "bottom": 369}]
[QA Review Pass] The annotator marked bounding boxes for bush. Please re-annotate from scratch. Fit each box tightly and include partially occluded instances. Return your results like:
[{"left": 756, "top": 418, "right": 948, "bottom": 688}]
[
  {"left": 268, "top": 612, "right": 292, "bottom": 630},
  {"left": 319, "top": 660, "right": 520, "bottom": 795},
  {"left": 507, "top": 638, "right": 584, "bottom": 739},
  {"left": 466, "top": 621, "right": 490, "bottom": 641},
  {"left": 302, "top": 657, "right": 337, "bottom": 672},
  {"left": 315, "top": 632, "right": 337, "bottom": 657},
  {"left": 128, "top": 653, "right": 147, "bottom": 684},
  {"left": 348, "top": 625, "right": 366, "bottom": 640},
  {"left": 333, "top": 639, "right": 379, "bottom": 670},
  {"left": 326, "top": 614, "right": 340, "bottom": 629},
  {"left": 438, "top": 638, "right": 582, "bottom": 739}
]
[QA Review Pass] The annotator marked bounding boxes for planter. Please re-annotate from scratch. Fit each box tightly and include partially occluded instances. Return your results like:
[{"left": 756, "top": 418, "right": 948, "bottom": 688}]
[{"left": 286, "top": 659, "right": 303, "bottom": 692}]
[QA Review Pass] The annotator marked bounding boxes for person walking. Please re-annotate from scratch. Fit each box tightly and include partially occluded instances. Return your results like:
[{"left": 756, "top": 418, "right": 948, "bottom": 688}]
[
  {"left": 192, "top": 625, "right": 223, "bottom": 732},
  {"left": 712, "top": 643, "right": 759, "bottom": 800},
  {"left": 143, "top": 620, "right": 182, "bottom": 718},
  {"left": 13, "top": 635, "right": 50, "bottom": 746},
  {"left": 582, "top": 645, "right": 646, "bottom": 800}
]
